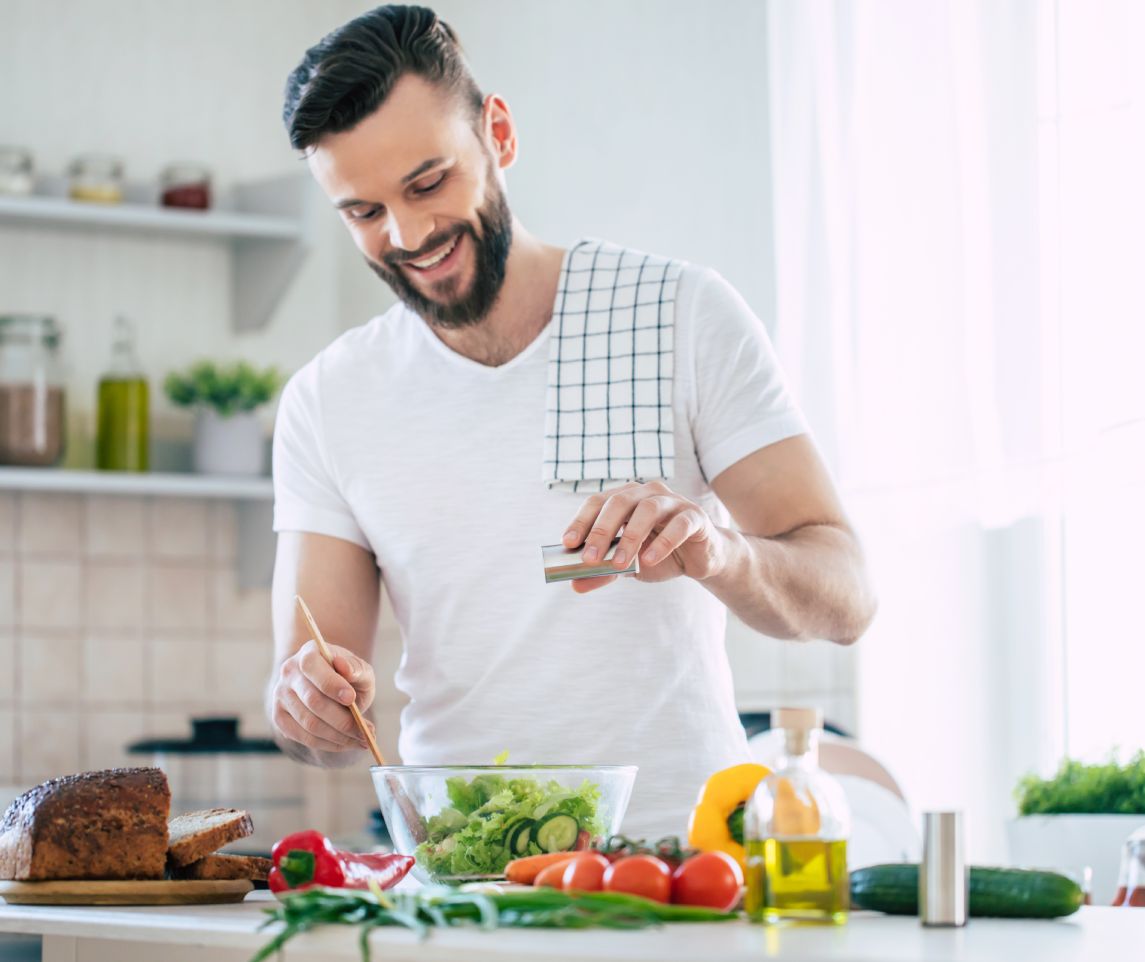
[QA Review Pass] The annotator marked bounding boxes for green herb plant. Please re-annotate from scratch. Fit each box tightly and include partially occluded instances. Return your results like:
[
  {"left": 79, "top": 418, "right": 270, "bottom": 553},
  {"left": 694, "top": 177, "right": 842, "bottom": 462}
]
[
  {"left": 163, "top": 361, "right": 283, "bottom": 417},
  {"left": 252, "top": 885, "right": 738, "bottom": 962},
  {"left": 1016, "top": 751, "right": 1145, "bottom": 815}
]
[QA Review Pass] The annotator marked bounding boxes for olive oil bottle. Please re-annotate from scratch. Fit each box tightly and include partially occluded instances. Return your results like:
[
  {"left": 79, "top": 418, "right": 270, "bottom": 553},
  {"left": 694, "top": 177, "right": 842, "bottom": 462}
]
[
  {"left": 96, "top": 316, "right": 149, "bottom": 471},
  {"left": 744, "top": 707, "right": 851, "bottom": 924}
]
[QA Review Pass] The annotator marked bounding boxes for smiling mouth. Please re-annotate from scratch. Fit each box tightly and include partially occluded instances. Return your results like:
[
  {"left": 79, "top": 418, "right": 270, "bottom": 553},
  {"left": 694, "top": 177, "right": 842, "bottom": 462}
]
[{"left": 403, "top": 234, "right": 462, "bottom": 273}]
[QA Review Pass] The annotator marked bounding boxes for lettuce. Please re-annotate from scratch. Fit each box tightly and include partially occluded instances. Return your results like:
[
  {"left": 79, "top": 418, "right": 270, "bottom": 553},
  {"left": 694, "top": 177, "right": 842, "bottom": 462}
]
[{"left": 415, "top": 775, "right": 604, "bottom": 878}]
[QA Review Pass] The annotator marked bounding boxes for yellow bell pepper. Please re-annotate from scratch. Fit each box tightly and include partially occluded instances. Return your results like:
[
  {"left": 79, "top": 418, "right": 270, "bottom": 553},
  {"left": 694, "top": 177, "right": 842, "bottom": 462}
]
[{"left": 687, "top": 762, "right": 770, "bottom": 868}]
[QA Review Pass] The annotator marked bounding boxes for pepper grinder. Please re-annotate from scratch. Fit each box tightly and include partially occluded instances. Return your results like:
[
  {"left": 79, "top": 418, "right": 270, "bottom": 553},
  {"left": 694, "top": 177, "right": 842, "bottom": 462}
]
[{"left": 920, "top": 811, "right": 967, "bottom": 926}]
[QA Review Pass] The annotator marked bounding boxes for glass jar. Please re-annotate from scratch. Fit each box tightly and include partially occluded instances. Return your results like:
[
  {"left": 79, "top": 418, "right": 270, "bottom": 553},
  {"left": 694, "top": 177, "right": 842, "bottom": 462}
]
[
  {"left": 0, "top": 315, "right": 67, "bottom": 466},
  {"left": 1113, "top": 827, "right": 1145, "bottom": 906},
  {"left": 160, "top": 162, "right": 211, "bottom": 210},
  {"left": 744, "top": 707, "right": 851, "bottom": 924},
  {"left": 69, "top": 154, "right": 125, "bottom": 204},
  {"left": 0, "top": 146, "right": 34, "bottom": 196}
]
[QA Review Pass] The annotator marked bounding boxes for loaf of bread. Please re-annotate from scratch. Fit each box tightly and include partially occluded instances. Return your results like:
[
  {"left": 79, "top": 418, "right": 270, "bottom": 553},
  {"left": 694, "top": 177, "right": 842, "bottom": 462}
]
[
  {"left": 0, "top": 768, "right": 170, "bottom": 880},
  {"left": 171, "top": 853, "right": 271, "bottom": 881},
  {"left": 167, "top": 808, "right": 254, "bottom": 867}
]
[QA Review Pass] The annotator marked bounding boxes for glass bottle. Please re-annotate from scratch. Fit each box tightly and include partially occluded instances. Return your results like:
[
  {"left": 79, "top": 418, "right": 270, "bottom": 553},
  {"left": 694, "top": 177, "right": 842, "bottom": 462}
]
[
  {"left": 0, "top": 315, "right": 66, "bottom": 466},
  {"left": 744, "top": 707, "right": 851, "bottom": 924},
  {"left": 96, "top": 316, "right": 149, "bottom": 471}
]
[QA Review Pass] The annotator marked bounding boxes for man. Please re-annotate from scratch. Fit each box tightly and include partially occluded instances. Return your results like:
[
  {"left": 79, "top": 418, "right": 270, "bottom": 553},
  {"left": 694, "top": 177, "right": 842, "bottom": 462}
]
[{"left": 268, "top": 4, "right": 876, "bottom": 837}]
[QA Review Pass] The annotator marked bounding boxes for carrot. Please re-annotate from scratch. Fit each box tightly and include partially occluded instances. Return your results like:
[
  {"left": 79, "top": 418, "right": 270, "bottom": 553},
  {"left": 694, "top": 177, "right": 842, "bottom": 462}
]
[{"left": 505, "top": 851, "right": 587, "bottom": 885}]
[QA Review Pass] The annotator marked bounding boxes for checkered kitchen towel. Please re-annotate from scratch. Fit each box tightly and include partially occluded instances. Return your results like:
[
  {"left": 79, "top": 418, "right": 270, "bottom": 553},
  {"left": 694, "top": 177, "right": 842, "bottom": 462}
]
[{"left": 543, "top": 239, "right": 684, "bottom": 492}]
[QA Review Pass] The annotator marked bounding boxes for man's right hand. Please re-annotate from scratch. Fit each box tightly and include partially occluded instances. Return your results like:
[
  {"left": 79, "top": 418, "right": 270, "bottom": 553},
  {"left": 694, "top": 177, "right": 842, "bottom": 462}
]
[{"left": 270, "top": 639, "right": 377, "bottom": 754}]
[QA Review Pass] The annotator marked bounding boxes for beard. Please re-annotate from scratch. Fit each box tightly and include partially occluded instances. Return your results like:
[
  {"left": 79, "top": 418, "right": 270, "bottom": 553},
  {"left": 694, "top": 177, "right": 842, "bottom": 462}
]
[{"left": 365, "top": 173, "right": 513, "bottom": 330}]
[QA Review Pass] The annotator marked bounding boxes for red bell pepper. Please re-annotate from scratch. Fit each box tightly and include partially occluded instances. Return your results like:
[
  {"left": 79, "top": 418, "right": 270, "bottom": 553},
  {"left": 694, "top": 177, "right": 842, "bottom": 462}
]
[{"left": 267, "top": 830, "right": 415, "bottom": 893}]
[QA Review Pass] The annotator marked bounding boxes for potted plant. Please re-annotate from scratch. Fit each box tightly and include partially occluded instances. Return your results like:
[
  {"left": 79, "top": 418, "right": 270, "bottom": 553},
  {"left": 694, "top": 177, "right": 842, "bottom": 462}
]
[
  {"left": 1008, "top": 753, "right": 1145, "bottom": 904},
  {"left": 164, "top": 361, "right": 283, "bottom": 476}
]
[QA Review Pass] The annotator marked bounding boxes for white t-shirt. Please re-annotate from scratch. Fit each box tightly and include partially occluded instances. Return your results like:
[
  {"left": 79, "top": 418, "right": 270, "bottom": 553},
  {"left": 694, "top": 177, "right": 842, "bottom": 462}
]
[{"left": 272, "top": 257, "right": 807, "bottom": 838}]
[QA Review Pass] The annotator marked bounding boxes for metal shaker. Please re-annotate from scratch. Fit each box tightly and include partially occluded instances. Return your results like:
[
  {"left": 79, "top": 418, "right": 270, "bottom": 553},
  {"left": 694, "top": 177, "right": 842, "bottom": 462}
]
[{"left": 920, "top": 811, "right": 967, "bottom": 926}]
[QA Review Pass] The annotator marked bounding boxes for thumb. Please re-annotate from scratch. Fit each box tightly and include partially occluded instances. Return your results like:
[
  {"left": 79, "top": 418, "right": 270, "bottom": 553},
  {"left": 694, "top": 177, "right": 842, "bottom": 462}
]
[{"left": 333, "top": 653, "right": 371, "bottom": 690}]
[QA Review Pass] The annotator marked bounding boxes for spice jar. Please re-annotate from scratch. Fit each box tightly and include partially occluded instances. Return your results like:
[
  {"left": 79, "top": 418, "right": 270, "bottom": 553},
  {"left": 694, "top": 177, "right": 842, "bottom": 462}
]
[
  {"left": 160, "top": 162, "right": 211, "bottom": 210},
  {"left": 0, "top": 146, "right": 34, "bottom": 196},
  {"left": 68, "top": 154, "right": 125, "bottom": 204},
  {"left": 0, "top": 315, "right": 67, "bottom": 466},
  {"left": 1112, "top": 827, "right": 1145, "bottom": 906}
]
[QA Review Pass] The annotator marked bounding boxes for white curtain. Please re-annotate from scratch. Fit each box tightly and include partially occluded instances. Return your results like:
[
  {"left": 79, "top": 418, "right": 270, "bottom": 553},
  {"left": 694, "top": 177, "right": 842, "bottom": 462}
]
[{"left": 765, "top": 0, "right": 1145, "bottom": 862}]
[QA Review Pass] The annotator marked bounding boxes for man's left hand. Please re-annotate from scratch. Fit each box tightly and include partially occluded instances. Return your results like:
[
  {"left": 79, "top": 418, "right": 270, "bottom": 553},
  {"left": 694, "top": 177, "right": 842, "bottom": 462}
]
[{"left": 561, "top": 481, "right": 727, "bottom": 594}]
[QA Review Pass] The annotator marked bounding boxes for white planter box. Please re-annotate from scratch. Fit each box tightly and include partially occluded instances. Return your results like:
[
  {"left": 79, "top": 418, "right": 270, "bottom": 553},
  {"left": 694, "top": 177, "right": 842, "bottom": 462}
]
[
  {"left": 192, "top": 409, "right": 264, "bottom": 477},
  {"left": 1007, "top": 814, "right": 1145, "bottom": 905}
]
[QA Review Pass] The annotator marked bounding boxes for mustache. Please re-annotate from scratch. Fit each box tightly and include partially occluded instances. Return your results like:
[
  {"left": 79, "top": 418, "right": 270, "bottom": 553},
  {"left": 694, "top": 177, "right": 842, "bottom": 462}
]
[{"left": 384, "top": 226, "right": 467, "bottom": 267}]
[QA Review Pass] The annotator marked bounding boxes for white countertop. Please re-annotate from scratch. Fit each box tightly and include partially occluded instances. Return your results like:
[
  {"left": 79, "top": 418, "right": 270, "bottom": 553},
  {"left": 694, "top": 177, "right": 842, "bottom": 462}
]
[{"left": 0, "top": 892, "right": 1142, "bottom": 961}]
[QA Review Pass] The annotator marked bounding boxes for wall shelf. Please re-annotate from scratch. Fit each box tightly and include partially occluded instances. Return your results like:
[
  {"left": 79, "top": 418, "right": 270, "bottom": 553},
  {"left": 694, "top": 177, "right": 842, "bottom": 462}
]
[
  {"left": 0, "top": 467, "right": 272, "bottom": 500},
  {"left": 0, "top": 173, "right": 321, "bottom": 331}
]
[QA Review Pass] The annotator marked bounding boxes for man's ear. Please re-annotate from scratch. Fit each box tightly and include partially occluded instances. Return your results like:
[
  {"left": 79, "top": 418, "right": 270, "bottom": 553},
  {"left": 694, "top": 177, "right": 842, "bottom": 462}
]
[{"left": 483, "top": 93, "right": 518, "bottom": 170}]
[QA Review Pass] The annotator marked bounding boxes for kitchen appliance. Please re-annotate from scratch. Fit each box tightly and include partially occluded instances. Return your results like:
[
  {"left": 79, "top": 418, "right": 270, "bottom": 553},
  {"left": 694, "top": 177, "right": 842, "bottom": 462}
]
[{"left": 127, "top": 716, "right": 303, "bottom": 855}]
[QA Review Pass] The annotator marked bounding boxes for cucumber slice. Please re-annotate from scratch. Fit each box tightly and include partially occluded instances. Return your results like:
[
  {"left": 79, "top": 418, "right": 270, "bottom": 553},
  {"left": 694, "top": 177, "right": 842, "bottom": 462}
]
[
  {"left": 506, "top": 820, "right": 535, "bottom": 856},
  {"left": 533, "top": 814, "right": 579, "bottom": 853}
]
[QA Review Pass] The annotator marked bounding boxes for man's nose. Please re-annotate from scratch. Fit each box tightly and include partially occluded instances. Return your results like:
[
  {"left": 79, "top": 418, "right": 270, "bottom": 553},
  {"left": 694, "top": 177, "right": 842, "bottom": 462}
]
[{"left": 385, "top": 207, "right": 435, "bottom": 255}]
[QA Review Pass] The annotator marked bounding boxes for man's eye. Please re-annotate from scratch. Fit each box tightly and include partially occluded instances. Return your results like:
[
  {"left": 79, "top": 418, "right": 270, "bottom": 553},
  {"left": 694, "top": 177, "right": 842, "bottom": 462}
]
[
  {"left": 413, "top": 173, "right": 446, "bottom": 195},
  {"left": 349, "top": 206, "right": 382, "bottom": 221}
]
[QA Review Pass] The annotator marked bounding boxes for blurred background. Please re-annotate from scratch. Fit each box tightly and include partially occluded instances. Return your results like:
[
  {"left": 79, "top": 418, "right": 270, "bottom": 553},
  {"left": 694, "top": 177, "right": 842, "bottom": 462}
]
[{"left": 0, "top": 0, "right": 1141, "bottom": 872}]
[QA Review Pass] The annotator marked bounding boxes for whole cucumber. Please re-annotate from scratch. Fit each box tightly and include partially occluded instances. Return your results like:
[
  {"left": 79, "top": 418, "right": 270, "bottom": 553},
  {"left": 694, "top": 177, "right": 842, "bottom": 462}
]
[{"left": 850, "top": 863, "right": 1084, "bottom": 919}]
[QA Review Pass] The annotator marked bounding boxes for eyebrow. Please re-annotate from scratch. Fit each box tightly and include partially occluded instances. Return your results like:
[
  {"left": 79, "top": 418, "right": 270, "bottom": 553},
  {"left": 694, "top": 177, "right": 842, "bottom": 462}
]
[{"left": 333, "top": 157, "right": 448, "bottom": 210}]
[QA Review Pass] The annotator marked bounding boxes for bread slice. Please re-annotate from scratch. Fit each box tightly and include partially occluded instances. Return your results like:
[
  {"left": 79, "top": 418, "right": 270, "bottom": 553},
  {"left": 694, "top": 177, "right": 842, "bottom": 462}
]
[
  {"left": 171, "top": 853, "right": 271, "bottom": 881},
  {"left": 167, "top": 808, "right": 254, "bottom": 867},
  {"left": 0, "top": 768, "right": 170, "bottom": 880}
]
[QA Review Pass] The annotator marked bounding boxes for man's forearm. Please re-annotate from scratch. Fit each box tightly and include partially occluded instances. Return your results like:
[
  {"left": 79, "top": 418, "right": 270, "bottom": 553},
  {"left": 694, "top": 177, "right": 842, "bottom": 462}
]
[{"left": 702, "top": 524, "right": 876, "bottom": 644}]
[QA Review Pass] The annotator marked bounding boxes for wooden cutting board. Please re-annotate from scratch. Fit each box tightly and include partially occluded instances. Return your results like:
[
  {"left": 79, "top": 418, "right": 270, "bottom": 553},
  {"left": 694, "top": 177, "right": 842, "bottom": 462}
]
[{"left": 0, "top": 879, "right": 253, "bottom": 905}]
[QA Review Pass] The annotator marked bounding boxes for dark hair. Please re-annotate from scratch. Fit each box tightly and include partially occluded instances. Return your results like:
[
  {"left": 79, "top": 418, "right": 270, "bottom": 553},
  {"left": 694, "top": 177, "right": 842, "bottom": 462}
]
[{"left": 283, "top": 5, "right": 483, "bottom": 151}]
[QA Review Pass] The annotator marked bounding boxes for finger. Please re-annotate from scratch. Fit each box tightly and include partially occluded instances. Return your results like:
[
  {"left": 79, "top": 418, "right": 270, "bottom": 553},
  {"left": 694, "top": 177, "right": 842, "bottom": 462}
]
[
  {"left": 581, "top": 488, "right": 646, "bottom": 564},
  {"left": 613, "top": 496, "right": 675, "bottom": 569},
  {"left": 332, "top": 652, "right": 375, "bottom": 710},
  {"left": 284, "top": 681, "right": 367, "bottom": 748},
  {"left": 298, "top": 641, "right": 358, "bottom": 706},
  {"left": 570, "top": 574, "right": 618, "bottom": 594},
  {"left": 562, "top": 491, "right": 611, "bottom": 548},
  {"left": 276, "top": 691, "right": 360, "bottom": 752},
  {"left": 641, "top": 510, "right": 705, "bottom": 567}
]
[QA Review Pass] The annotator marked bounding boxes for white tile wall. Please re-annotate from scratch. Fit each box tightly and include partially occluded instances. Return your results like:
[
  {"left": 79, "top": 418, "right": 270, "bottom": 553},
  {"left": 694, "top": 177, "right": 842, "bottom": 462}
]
[{"left": 0, "top": 492, "right": 274, "bottom": 791}]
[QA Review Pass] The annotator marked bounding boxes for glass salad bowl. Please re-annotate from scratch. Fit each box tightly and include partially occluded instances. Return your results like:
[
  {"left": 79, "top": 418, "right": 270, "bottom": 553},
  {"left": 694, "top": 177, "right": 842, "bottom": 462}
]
[{"left": 371, "top": 764, "right": 637, "bottom": 883}]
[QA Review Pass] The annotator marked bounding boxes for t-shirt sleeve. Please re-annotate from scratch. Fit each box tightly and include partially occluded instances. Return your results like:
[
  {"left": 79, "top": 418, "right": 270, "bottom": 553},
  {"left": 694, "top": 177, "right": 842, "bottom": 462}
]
[
  {"left": 272, "top": 360, "right": 371, "bottom": 551},
  {"left": 685, "top": 267, "right": 808, "bottom": 482}
]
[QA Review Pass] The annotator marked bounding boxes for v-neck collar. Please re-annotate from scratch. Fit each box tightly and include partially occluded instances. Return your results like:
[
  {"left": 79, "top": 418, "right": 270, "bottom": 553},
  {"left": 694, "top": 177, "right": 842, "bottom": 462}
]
[{"left": 410, "top": 244, "right": 577, "bottom": 377}]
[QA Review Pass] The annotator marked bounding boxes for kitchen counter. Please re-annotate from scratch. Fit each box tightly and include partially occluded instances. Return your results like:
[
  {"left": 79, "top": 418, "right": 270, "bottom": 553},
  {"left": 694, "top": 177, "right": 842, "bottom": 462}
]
[{"left": 0, "top": 893, "right": 1141, "bottom": 962}]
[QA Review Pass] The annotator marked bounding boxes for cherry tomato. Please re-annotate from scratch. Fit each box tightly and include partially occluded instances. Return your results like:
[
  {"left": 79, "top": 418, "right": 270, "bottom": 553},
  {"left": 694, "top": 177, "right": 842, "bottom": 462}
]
[
  {"left": 602, "top": 854, "right": 672, "bottom": 903},
  {"left": 562, "top": 852, "right": 610, "bottom": 892},
  {"left": 670, "top": 851, "right": 743, "bottom": 912}
]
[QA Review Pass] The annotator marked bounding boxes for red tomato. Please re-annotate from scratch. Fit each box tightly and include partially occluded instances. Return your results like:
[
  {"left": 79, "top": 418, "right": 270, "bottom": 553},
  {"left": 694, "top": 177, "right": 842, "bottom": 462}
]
[
  {"left": 602, "top": 855, "right": 672, "bottom": 903},
  {"left": 562, "top": 852, "right": 610, "bottom": 892},
  {"left": 670, "top": 851, "right": 743, "bottom": 912}
]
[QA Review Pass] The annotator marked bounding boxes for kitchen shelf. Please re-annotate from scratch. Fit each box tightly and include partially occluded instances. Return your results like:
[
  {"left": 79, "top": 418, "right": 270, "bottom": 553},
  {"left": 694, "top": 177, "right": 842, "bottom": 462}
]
[
  {"left": 0, "top": 195, "right": 302, "bottom": 241},
  {"left": 0, "top": 173, "right": 322, "bottom": 331},
  {"left": 0, "top": 467, "right": 272, "bottom": 500}
]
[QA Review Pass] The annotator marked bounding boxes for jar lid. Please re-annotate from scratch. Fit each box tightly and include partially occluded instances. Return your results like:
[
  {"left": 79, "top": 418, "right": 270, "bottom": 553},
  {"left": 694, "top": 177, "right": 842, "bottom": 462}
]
[
  {"left": 69, "top": 154, "right": 124, "bottom": 177},
  {"left": 0, "top": 314, "right": 61, "bottom": 347}
]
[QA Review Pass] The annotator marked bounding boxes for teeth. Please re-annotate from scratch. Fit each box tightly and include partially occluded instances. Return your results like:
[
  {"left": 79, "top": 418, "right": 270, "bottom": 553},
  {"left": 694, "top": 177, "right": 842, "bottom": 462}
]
[{"left": 410, "top": 236, "right": 458, "bottom": 269}]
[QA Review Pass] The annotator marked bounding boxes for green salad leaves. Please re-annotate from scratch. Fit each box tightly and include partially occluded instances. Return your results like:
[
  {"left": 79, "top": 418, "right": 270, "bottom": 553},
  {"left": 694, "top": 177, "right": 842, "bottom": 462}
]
[{"left": 416, "top": 774, "right": 603, "bottom": 878}]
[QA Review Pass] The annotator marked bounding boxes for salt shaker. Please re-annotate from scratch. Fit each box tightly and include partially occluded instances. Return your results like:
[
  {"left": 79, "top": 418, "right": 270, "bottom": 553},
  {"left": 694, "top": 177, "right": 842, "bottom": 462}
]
[{"left": 920, "top": 811, "right": 967, "bottom": 926}]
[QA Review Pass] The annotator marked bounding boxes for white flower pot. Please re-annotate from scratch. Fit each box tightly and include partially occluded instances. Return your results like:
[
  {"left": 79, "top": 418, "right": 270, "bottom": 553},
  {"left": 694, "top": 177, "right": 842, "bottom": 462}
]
[
  {"left": 192, "top": 408, "right": 264, "bottom": 476},
  {"left": 1007, "top": 815, "right": 1145, "bottom": 905}
]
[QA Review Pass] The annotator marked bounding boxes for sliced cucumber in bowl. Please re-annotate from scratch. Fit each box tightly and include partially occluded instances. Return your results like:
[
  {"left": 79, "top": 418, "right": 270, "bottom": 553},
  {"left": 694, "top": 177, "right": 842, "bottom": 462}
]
[{"left": 534, "top": 813, "right": 579, "bottom": 853}]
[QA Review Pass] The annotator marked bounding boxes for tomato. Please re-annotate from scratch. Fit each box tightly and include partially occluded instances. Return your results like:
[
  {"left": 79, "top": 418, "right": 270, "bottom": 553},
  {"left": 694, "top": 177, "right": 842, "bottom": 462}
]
[
  {"left": 670, "top": 851, "right": 743, "bottom": 912},
  {"left": 562, "top": 852, "right": 610, "bottom": 892},
  {"left": 602, "top": 854, "right": 672, "bottom": 903}
]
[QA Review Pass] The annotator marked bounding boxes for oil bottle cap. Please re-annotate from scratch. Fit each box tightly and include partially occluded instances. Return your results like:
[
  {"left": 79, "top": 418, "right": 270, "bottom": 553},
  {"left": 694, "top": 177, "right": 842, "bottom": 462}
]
[{"left": 773, "top": 707, "right": 823, "bottom": 732}]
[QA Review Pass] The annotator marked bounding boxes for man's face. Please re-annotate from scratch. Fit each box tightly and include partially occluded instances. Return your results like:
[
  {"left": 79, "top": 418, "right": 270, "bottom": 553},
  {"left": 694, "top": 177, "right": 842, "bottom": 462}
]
[{"left": 307, "top": 74, "right": 513, "bottom": 328}]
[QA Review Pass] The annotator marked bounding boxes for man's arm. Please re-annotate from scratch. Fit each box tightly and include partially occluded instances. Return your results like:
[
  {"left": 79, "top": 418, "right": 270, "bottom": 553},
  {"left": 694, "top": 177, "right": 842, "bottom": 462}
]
[
  {"left": 267, "top": 531, "right": 382, "bottom": 768},
  {"left": 563, "top": 436, "right": 876, "bottom": 645}
]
